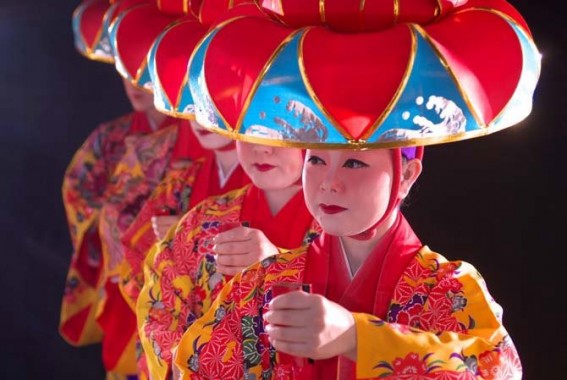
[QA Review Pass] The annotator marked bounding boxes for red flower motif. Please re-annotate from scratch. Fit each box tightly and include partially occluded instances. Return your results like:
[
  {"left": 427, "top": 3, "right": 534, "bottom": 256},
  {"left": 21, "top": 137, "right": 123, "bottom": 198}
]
[
  {"left": 478, "top": 350, "right": 502, "bottom": 380},
  {"left": 391, "top": 352, "right": 429, "bottom": 376}
]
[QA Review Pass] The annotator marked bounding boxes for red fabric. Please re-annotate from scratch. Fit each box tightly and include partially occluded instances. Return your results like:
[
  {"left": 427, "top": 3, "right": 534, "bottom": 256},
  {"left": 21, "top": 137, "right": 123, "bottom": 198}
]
[
  {"left": 97, "top": 281, "right": 137, "bottom": 371},
  {"left": 170, "top": 121, "right": 207, "bottom": 162},
  {"left": 115, "top": 4, "right": 178, "bottom": 79},
  {"left": 154, "top": 15, "right": 205, "bottom": 106},
  {"left": 75, "top": 226, "right": 103, "bottom": 287},
  {"left": 240, "top": 185, "right": 312, "bottom": 249},
  {"left": 188, "top": 154, "right": 251, "bottom": 210},
  {"left": 127, "top": 111, "right": 177, "bottom": 134},
  {"left": 79, "top": 0, "right": 110, "bottom": 49},
  {"left": 60, "top": 306, "right": 92, "bottom": 344},
  {"left": 303, "top": 214, "right": 422, "bottom": 378}
]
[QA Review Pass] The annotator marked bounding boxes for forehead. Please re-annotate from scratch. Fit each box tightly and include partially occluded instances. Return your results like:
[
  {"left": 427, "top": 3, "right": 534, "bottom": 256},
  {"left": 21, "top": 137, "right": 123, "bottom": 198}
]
[{"left": 306, "top": 149, "right": 390, "bottom": 161}]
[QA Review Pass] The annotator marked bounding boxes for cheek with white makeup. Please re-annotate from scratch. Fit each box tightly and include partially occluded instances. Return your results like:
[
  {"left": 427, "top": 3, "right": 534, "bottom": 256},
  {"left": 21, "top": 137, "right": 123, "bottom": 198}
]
[
  {"left": 302, "top": 150, "right": 393, "bottom": 236},
  {"left": 236, "top": 142, "right": 303, "bottom": 190}
]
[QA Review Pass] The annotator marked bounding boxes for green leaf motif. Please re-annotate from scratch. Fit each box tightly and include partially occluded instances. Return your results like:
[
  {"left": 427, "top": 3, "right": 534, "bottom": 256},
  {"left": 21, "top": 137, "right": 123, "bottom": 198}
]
[{"left": 243, "top": 338, "right": 261, "bottom": 366}]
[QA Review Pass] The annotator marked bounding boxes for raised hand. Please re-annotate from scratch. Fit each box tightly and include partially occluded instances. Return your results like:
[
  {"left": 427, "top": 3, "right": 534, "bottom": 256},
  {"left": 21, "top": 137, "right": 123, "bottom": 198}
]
[
  {"left": 212, "top": 226, "right": 279, "bottom": 276},
  {"left": 263, "top": 291, "right": 357, "bottom": 361},
  {"left": 150, "top": 215, "right": 181, "bottom": 240}
]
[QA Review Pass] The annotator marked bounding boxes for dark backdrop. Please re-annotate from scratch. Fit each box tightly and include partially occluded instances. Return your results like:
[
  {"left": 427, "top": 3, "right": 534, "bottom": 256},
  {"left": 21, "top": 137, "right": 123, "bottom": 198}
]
[{"left": 1, "top": 1, "right": 564, "bottom": 379}]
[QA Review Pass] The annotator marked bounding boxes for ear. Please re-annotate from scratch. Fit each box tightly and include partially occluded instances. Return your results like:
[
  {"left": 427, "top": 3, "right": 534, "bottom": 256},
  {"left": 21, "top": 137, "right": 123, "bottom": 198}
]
[{"left": 398, "top": 158, "right": 422, "bottom": 199}]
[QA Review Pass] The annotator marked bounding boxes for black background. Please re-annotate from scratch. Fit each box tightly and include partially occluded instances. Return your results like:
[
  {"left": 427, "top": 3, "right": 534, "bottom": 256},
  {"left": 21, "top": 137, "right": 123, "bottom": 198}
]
[{"left": 0, "top": 1, "right": 564, "bottom": 379}]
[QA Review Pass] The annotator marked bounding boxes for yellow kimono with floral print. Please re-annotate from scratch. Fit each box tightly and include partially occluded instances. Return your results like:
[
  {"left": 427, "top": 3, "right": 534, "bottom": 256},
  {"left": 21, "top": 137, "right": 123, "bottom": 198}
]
[
  {"left": 137, "top": 185, "right": 321, "bottom": 380},
  {"left": 174, "top": 243, "right": 521, "bottom": 379}
]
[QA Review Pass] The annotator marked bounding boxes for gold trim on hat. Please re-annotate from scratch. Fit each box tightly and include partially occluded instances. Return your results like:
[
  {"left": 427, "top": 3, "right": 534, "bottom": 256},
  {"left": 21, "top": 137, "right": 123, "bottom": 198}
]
[
  {"left": 433, "top": 0, "right": 442, "bottom": 20},
  {"left": 361, "top": 24, "right": 415, "bottom": 141},
  {"left": 77, "top": 48, "right": 115, "bottom": 64},
  {"left": 157, "top": 107, "right": 196, "bottom": 120},
  {"left": 319, "top": 0, "right": 326, "bottom": 23},
  {"left": 393, "top": 0, "right": 400, "bottom": 24},
  {"left": 196, "top": 117, "right": 520, "bottom": 150},
  {"left": 298, "top": 28, "right": 351, "bottom": 140},
  {"left": 234, "top": 28, "right": 303, "bottom": 133}
]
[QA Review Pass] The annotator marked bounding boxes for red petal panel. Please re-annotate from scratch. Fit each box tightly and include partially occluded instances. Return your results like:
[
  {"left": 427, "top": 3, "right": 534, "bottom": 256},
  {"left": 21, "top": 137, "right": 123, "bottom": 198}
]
[
  {"left": 116, "top": 5, "right": 177, "bottom": 79},
  {"left": 205, "top": 17, "right": 295, "bottom": 127},
  {"left": 302, "top": 25, "right": 413, "bottom": 140},
  {"left": 157, "top": 0, "right": 187, "bottom": 16},
  {"left": 80, "top": 0, "right": 109, "bottom": 49},
  {"left": 424, "top": 11, "right": 523, "bottom": 124},
  {"left": 155, "top": 17, "right": 205, "bottom": 106}
]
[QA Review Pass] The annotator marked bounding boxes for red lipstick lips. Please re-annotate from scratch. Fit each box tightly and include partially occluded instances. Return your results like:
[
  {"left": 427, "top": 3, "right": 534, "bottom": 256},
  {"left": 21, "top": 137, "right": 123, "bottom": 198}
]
[
  {"left": 254, "top": 163, "right": 275, "bottom": 172},
  {"left": 319, "top": 204, "right": 347, "bottom": 214}
]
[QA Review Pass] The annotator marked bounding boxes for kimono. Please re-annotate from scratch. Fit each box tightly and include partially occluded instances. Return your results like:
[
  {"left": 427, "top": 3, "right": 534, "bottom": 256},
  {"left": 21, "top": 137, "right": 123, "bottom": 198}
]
[
  {"left": 119, "top": 139, "right": 250, "bottom": 378},
  {"left": 137, "top": 184, "right": 322, "bottom": 379},
  {"left": 120, "top": 148, "right": 250, "bottom": 310},
  {"left": 60, "top": 111, "right": 164, "bottom": 346},
  {"left": 95, "top": 116, "right": 183, "bottom": 377},
  {"left": 174, "top": 214, "right": 522, "bottom": 379}
]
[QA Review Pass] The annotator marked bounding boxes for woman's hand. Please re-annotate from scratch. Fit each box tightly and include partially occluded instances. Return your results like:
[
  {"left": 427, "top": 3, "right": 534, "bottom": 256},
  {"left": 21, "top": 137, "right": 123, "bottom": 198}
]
[
  {"left": 150, "top": 215, "right": 181, "bottom": 240},
  {"left": 213, "top": 227, "right": 279, "bottom": 275},
  {"left": 263, "top": 291, "right": 357, "bottom": 360}
]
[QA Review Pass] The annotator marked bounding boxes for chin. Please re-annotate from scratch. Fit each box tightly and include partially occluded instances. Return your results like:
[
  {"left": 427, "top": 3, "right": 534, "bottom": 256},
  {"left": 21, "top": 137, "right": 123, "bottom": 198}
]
[{"left": 201, "top": 138, "right": 231, "bottom": 151}]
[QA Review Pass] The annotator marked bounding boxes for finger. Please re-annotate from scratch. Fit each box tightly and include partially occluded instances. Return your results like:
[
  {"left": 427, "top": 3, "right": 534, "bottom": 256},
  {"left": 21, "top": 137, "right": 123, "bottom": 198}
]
[
  {"left": 156, "top": 215, "right": 180, "bottom": 225},
  {"left": 269, "top": 339, "right": 310, "bottom": 358},
  {"left": 213, "top": 240, "right": 255, "bottom": 255},
  {"left": 215, "top": 252, "right": 250, "bottom": 267},
  {"left": 264, "top": 309, "right": 312, "bottom": 328},
  {"left": 265, "top": 325, "right": 310, "bottom": 344},
  {"left": 157, "top": 227, "right": 170, "bottom": 239},
  {"left": 269, "top": 291, "right": 313, "bottom": 310},
  {"left": 214, "top": 227, "right": 253, "bottom": 244},
  {"left": 215, "top": 263, "right": 245, "bottom": 276}
]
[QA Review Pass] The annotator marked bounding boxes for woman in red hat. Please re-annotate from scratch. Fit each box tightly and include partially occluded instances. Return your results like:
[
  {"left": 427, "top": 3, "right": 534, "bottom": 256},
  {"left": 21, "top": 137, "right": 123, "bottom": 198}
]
[
  {"left": 60, "top": 0, "right": 186, "bottom": 350},
  {"left": 168, "top": 0, "right": 541, "bottom": 378},
  {"left": 136, "top": 137, "right": 321, "bottom": 379}
]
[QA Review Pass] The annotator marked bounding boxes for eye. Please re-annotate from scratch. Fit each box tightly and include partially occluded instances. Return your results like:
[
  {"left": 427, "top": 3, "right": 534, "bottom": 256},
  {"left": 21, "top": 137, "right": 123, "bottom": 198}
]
[
  {"left": 343, "top": 159, "right": 369, "bottom": 169},
  {"left": 307, "top": 155, "right": 325, "bottom": 165}
]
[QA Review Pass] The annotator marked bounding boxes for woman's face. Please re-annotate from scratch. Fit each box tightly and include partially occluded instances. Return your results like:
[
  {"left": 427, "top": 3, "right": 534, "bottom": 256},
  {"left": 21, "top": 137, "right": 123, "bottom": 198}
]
[
  {"left": 122, "top": 78, "right": 154, "bottom": 113},
  {"left": 236, "top": 141, "right": 304, "bottom": 190},
  {"left": 190, "top": 120, "right": 233, "bottom": 150},
  {"left": 302, "top": 149, "right": 394, "bottom": 236}
]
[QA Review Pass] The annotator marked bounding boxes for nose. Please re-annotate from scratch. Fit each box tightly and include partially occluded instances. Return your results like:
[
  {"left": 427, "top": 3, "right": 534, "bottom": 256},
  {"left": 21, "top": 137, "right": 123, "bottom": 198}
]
[
  {"left": 252, "top": 143, "right": 273, "bottom": 155},
  {"left": 320, "top": 166, "right": 342, "bottom": 193}
]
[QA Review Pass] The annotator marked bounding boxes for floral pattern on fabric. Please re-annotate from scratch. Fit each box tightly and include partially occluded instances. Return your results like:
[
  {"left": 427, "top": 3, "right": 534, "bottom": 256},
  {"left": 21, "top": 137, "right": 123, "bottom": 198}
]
[
  {"left": 60, "top": 113, "right": 136, "bottom": 345},
  {"left": 99, "top": 124, "right": 178, "bottom": 278},
  {"left": 137, "top": 185, "right": 321, "bottom": 380},
  {"left": 174, "top": 247, "right": 522, "bottom": 379},
  {"left": 120, "top": 158, "right": 205, "bottom": 309}
]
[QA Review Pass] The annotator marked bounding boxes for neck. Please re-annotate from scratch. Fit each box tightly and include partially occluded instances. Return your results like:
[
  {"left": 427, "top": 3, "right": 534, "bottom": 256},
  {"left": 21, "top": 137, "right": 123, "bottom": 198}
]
[
  {"left": 144, "top": 108, "right": 167, "bottom": 130},
  {"left": 214, "top": 148, "right": 238, "bottom": 177},
  {"left": 339, "top": 210, "right": 399, "bottom": 274},
  {"left": 262, "top": 184, "right": 302, "bottom": 216}
]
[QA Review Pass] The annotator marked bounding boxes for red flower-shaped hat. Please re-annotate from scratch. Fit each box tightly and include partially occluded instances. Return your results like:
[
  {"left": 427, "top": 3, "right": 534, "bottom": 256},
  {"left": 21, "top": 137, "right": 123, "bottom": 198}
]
[
  {"left": 108, "top": 0, "right": 181, "bottom": 90},
  {"left": 72, "top": 0, "right": 115, "bottom": 63},
  {"left": 147, "top": 0, "right": 251, "bottom": 117},
  {"left": 184, "top": 0, "right": 541, "bottom": 149}
]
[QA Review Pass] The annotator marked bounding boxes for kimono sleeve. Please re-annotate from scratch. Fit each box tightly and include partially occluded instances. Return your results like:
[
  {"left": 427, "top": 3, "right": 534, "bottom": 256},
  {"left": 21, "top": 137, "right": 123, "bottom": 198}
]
[
  {"left": 174, "top": 269, "right": 247, "bottom": 380},
  {"left": 59, "top": 122, "right": 125, "bottom": 346},
  {"left": 62, "top": 122, "right": 114, "bottom": 250},
  {"left": 136, "top": 205, "right": 204, "bottom": 380},
  {"left": 353, "top": 250, "right": 521, "bottom": 379}
]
